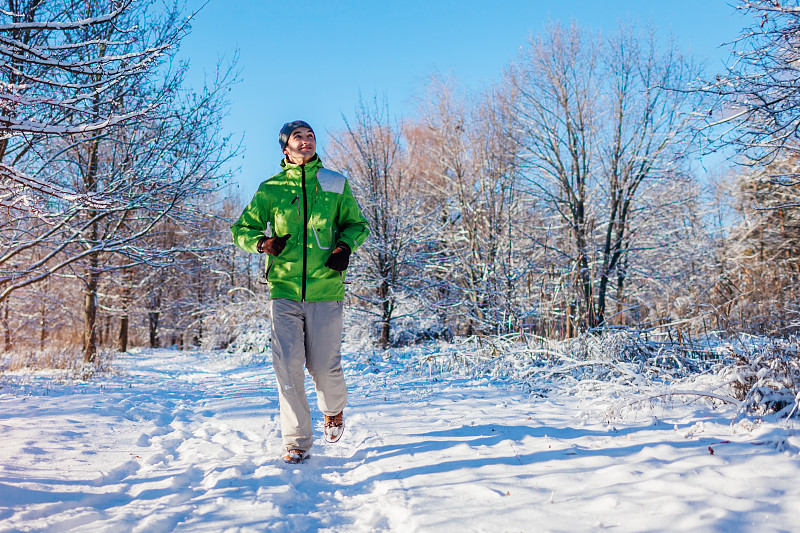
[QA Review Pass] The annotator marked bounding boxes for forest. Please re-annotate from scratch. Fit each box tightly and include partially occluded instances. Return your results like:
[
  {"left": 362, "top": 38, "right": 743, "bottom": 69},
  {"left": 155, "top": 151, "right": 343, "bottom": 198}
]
[
  {"left": 1, "top": 1, "right": 798, "bottom": 383},
  {"left": 3, "top": 4, "right": 800, "bottom": 529}
]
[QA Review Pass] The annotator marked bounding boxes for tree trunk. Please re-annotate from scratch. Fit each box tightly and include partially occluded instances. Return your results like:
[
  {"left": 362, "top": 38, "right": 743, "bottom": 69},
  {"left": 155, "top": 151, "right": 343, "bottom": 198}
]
[
  {"left": 98, "top": 316, "right": 105, "bottom": 347},
  {"left": 3, "top": 300, "right": 10, "bottom": 352},
  {"left": 566, "top": 302, "right": 576, "bottom": 339},
  {"left": 149, "top": 311, "right": 160, "bottom": 348},
  {"left": 614, "top": 255, "right": 627, "bottom": 326},
  {"left": 378, "top": 278, "right": 390, "bottom": 348},
  {"left": 83, "top": 267, "right": 99, "bottom": 363},
  {"left": 39, "top": 301, "right": 46, "bottom": 351},
  {"left": 83, "top": 103, "right": 101, "bottom": 363},
  {"left": 119, "top": 315, "right": 129, "bottom": 352},
  {"left": 195, "top": 271, "right": 203, "bottom": 346},
  {"left": 119, "top": 285, "right": 130, "bottom": 352}
]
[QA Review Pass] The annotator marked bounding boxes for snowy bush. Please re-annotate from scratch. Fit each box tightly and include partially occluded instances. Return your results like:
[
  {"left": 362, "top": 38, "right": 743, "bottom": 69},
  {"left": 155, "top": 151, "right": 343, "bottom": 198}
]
[
  {"left": 343, "top": 293, "right": 453, "bottom": 348},
  {"left": 199, "top": 294, "right": 271, "bottom": 353},
  {"left": 0, "top": 346, "right": 116, "bottom": 392},
  {"left": 414, "top": 329, "right": 725, "bottom": 387},
  {"left": 721, "top": 335, "right": 800, "bottom": 419},
  {"left": 407, "top": 329, "right": 800, "bottom": 421}
]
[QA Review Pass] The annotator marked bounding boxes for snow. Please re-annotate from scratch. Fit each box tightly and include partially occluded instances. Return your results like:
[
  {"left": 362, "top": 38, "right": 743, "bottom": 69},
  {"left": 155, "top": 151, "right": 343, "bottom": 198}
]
[{"left": 1, "top": 344, "right": 799, "bottom": 532}]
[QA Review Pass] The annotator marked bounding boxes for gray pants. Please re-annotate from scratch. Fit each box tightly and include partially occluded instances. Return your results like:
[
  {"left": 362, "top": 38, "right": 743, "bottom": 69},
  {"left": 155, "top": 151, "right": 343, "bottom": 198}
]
[{"left": 270, "top": 298, "right": 347, "bottom": 451}]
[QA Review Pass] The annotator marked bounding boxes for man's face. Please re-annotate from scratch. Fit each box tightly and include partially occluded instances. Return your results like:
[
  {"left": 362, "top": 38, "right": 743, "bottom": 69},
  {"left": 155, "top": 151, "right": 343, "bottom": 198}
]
[{"left": 283, "top": 127, "right": 316, "bottom": 164}]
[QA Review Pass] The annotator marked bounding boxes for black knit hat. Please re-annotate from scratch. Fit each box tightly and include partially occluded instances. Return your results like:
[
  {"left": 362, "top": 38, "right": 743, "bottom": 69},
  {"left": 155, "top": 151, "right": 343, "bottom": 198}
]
[{"left": 279, "top": 120, "right": 314, "bottom": 150}]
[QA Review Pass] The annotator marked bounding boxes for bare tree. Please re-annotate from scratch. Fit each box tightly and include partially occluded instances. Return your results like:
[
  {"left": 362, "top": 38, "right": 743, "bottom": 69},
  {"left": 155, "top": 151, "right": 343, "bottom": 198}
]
[
  {"left": 704, "top": 155, "right": 800, "bottom": 335},
  {"left": 687, "top": 1, "right": 800, "bottom": 336},
  {"left": 0, "top": 2, "right": 238, "bottom": 360},
  {"left": 328, "top": 97, "right": 439, "bottom": 347},
  {"left": 700, "top": 1, "right": 800, "bottom": 169},
  {"left": 410, "top": 76, "right": 534, "bottom": 335},
  {"left": 0, "top": 0, "right": 191, "bottom": 211},
  {"left": 507, "top": 22, "right": 701, "bottom": 330}
]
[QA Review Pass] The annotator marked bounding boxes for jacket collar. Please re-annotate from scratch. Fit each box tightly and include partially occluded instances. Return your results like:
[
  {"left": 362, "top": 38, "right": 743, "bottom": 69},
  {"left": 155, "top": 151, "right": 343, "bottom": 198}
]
[{"left": 281, "top": 154, "right": 321, "bottom": 172}]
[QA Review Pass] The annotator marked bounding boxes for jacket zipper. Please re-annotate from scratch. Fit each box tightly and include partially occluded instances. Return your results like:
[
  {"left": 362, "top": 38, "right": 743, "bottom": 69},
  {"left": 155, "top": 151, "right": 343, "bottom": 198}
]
[{"left": 301, "top": 163, "right": 308, "bottom": 301}]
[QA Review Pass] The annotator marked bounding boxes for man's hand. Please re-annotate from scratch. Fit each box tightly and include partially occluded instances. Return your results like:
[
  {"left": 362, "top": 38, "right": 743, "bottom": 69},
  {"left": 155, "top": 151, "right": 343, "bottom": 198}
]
[
  {"left": 325, "top": 242, "right": 351, "bottom": 272},
  {"left": 257, "top": 234, "right": 291, "bottom": 256}
]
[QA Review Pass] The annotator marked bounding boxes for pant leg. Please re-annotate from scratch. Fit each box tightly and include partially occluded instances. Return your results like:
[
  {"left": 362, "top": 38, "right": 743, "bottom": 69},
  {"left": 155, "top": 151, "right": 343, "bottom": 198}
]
[
  {"left": 270, "top": 298, "right": 313, "bottom": 451},
  {"left": 304, "top": 300, "right": 348, "bottom": 416}
]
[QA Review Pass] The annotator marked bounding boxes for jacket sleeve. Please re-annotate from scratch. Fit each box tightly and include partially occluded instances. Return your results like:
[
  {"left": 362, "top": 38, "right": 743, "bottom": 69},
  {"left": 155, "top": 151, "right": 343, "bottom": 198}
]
[
  {"left": 335, "top": 180, "right": 370, "bottom": 252},
  {"left": 230, "top": 186, "right": 271, "bottom": 253}
]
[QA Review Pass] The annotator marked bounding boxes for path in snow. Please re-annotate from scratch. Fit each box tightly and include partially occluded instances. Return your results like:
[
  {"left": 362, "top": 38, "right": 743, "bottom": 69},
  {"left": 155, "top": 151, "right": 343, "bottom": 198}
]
[{"left": 1, "top": 347, "right": 799, "bottom": 532}]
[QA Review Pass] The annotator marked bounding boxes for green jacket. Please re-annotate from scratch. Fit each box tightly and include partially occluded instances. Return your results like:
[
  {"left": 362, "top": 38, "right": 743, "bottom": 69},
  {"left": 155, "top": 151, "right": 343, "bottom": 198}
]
[{"left": 231, "top": 156, "right": 369, "bottom": 301}]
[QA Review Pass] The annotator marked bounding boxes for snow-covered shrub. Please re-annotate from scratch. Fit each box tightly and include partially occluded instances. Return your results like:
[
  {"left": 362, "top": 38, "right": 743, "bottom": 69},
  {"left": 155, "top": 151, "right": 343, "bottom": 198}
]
[
  {"left": 392, "top": 323, "right": 454, "bottom": 346},
  {"left": 721, "top": 335, "right": 800, "bottom": 418},
  {"left": 559, "top": 329, "right": 723, "bottom": 382},
  {"left": 406, "top": 329, "right": 798, "bottom": 421},
  {"left": 343, "top": 293, "right": 453, "bottom": 348},
  {"left": 413, "top": 334, "right": 524, "bottom": 377},
  {"left": 413, "top": 329, "right": 725, "bottom": 387},
  {"left": 342, "top": 308, "right": 378, "bottom": 352},
  {"left": 0, "top": 346, "right": 115, "bottom": 384},
  {"left": 198, "top": 294, "right": 271, "bottom": 353}
]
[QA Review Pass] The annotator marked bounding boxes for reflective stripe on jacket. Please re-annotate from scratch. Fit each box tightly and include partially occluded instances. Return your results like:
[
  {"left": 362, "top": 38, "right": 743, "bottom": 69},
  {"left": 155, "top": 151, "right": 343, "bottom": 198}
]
[{"left": 230, "top": 156, "right": 370, "bottom": 301}]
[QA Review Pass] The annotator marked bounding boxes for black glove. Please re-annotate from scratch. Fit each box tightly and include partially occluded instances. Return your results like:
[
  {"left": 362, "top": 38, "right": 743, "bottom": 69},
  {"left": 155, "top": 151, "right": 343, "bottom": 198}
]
[
  {"left": 325, "top": 242, "right": 351, "bottom": 272},
  {"left": 257, "top": 234, "right": 291, "bottom": 256}
]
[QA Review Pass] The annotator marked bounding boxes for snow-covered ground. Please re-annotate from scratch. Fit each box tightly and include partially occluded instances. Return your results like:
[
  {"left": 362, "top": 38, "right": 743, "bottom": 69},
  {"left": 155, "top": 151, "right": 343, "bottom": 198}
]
[{"left": 1, "top": 344, "right": 799, "bottom": 532}]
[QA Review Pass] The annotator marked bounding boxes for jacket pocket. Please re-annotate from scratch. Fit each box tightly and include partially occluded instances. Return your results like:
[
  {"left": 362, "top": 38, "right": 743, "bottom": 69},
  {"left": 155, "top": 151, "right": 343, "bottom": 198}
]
[
  {"left": 260, "top": 257, "right": 273, "bottom": 285},
  {"left": 273, "top": 195, "right": 301, "bottom": 235},
  {"left": 312, "top": 226, "right": 334, "bottom": 250}
]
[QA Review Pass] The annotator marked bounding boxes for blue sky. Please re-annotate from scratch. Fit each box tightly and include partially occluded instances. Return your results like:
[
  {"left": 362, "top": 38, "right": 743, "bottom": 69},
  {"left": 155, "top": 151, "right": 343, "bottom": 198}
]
[{"left": 178, "top": 1, "right": 749, "bottom": 199}]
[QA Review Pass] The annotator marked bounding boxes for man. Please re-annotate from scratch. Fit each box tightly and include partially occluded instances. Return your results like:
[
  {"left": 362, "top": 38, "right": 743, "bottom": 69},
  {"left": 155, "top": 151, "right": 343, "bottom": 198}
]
[{"left": 231, "top": 120, "right": 369, "bottom": 464}]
